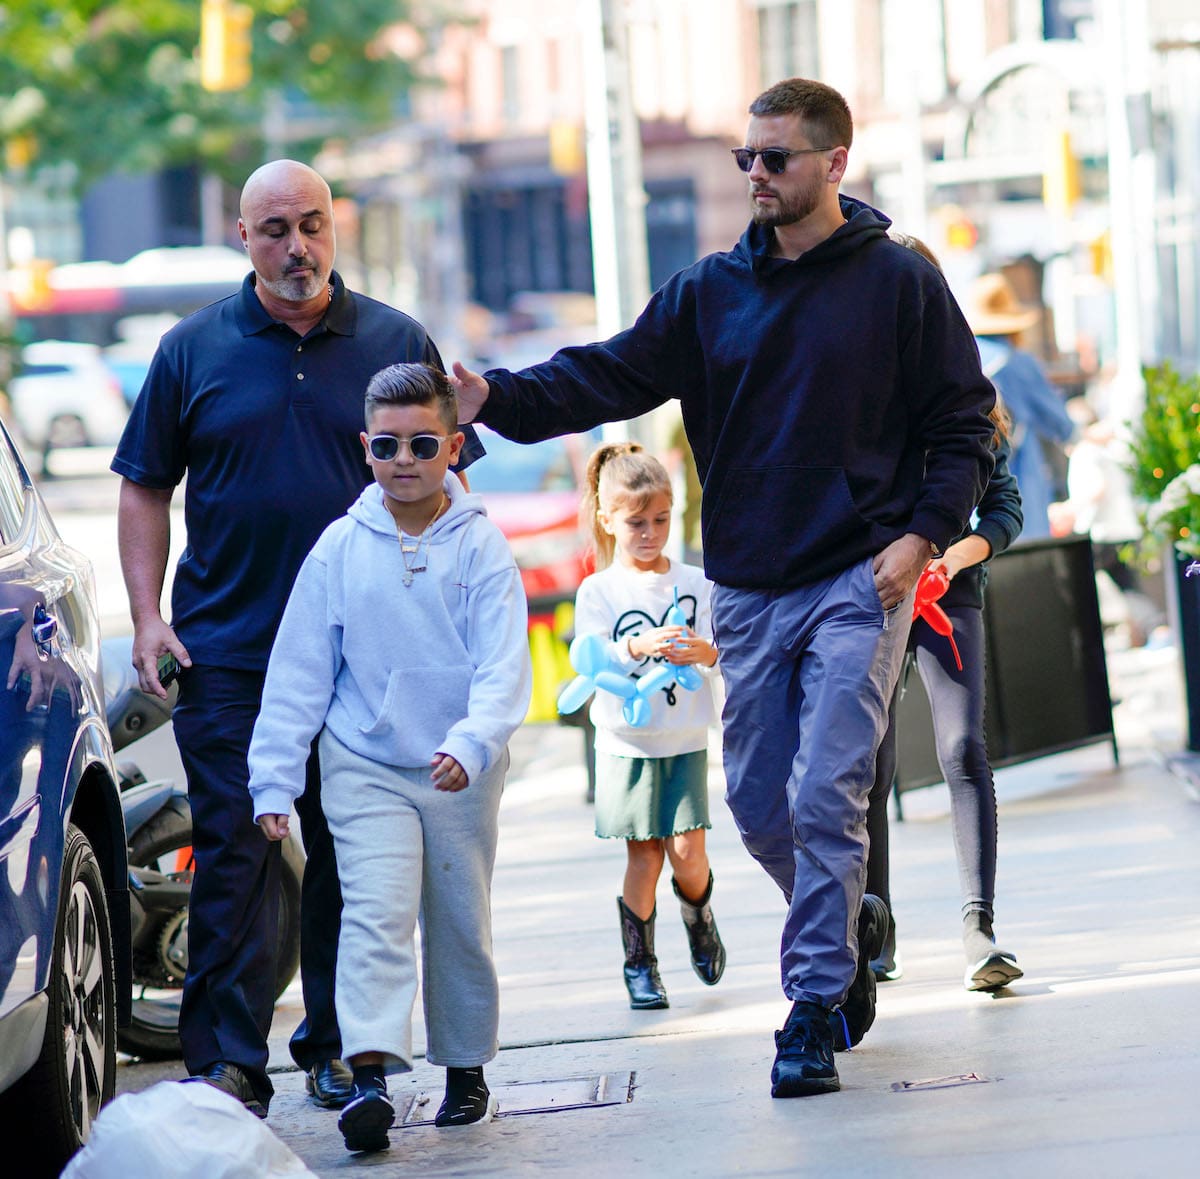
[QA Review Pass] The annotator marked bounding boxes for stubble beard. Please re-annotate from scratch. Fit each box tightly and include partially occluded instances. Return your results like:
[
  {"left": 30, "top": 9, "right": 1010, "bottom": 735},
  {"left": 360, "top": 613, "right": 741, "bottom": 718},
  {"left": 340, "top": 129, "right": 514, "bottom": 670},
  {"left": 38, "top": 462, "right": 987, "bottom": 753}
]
[{"left": 258, "top": 266, "right": 328, "bottom": 303}]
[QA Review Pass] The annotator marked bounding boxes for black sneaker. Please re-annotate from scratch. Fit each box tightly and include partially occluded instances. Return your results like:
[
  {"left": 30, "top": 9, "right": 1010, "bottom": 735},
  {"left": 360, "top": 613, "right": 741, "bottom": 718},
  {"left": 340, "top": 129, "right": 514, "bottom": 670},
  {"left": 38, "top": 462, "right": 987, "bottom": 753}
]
[
  {"left": 771, "top": 1001, "right": 840, "bottom": 1098},
  {"left": 829, "top": 893, "right": 890, "bottom": 1051},
  {"left": 870, "top": 913, "right": 903, "bottom": 982},
  {"left": 435, "top": 1066, "right": 498, "bottom": 1127},
  {"left": 338, "top": 1085, "right": 395, "bottom": 1154}
]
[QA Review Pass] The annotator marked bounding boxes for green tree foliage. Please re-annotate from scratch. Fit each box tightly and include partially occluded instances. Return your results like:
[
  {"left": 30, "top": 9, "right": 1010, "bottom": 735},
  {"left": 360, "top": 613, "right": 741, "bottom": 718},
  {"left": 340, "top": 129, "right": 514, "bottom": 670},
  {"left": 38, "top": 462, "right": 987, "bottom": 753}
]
[
  {"left": 1127, "top": 362, "right": 1200, "bottom": 504},
  {"left": 0, "top": 1, "right": 442, "bottom": 187}
]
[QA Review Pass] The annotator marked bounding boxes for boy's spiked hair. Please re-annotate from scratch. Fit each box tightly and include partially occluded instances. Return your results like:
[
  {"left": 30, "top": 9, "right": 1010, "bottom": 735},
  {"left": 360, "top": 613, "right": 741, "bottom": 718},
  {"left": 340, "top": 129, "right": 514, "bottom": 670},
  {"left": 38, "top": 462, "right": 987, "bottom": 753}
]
[{"left": 364, "top": 363, "right": 458, "bottom": 433}]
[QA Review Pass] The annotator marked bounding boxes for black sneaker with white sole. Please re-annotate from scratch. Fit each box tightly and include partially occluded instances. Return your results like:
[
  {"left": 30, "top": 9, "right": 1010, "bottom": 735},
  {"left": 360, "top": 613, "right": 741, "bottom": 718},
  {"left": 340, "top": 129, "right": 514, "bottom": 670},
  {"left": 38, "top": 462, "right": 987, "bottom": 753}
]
[{"left": 337, "top": 1085, "right": 395, "bottom": 1154}]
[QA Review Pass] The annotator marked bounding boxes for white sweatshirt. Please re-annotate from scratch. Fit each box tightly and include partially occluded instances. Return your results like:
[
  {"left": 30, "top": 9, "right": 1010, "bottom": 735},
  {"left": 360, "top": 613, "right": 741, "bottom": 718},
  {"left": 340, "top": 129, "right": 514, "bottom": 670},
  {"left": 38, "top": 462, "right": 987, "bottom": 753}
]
[
  {"left": 248, "top": 475, "right": 532, "bottom": 818},
  {"left": 572, "top": 560, "right": 719, "bottom": 758}
]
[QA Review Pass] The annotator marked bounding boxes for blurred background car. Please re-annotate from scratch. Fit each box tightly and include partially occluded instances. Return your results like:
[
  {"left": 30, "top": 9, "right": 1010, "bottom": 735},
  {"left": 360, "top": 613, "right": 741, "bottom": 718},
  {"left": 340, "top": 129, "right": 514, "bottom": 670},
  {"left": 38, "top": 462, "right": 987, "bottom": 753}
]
[
  {"left": 0, "top": 419, "right": 129, "bottom": 1175},
  {"left": 7, "top": 341, "right": 129, "bottom": 477},
  {"left": 467, "top": 423, "right": 598, "bottom": 613},
  {"left": 103, "top": 314, "right": 179, "bottom": 408}
]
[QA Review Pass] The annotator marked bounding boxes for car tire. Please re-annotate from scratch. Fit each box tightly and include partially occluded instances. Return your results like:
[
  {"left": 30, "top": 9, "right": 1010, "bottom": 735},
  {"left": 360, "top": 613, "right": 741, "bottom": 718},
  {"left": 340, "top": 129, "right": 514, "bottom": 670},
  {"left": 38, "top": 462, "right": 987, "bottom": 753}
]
[
  {"left": 41, "top": 414, "right": 89, "bottom": 477},
  {"left": 119, "top": 796, "right": 304, "bottom": 1059},
  {"left": 0, "top": 824, "right": 117, "bottom": 1177}
]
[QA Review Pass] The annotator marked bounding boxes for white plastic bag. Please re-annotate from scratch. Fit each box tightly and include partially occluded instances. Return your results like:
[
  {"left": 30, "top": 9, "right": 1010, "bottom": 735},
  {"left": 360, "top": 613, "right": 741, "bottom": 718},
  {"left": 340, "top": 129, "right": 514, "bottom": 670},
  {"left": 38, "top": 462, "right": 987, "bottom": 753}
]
[{"left": 62, "top": 1080, "right": 317, "bottom": 1179}]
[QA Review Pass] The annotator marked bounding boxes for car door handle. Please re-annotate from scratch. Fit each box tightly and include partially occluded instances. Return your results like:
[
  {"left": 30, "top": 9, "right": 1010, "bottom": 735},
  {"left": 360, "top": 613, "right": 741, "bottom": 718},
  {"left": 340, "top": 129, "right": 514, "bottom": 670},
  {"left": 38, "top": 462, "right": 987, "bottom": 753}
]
[{"left": 32, "top": 604, "right": 57, "bottom": 658}]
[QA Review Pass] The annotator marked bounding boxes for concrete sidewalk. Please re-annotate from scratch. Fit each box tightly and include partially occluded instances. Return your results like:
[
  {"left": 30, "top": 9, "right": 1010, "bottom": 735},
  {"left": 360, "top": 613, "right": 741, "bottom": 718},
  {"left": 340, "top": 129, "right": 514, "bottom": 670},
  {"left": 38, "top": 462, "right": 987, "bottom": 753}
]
[{"left": 112, "top": 642, "right": 1200, "bottom": 1177}]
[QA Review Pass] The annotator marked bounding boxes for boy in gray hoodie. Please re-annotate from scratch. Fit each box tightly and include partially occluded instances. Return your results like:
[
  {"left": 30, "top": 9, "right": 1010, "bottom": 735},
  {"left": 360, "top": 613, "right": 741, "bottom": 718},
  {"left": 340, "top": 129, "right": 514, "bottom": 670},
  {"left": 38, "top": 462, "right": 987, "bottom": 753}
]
[{"left": 248, "top": 363, "right": 532, "bottom": 1154}]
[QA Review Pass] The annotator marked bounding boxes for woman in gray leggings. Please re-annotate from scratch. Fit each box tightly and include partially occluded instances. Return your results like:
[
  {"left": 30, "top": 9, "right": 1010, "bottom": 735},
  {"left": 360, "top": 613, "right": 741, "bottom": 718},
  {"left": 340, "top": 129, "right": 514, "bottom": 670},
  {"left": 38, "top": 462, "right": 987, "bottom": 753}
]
[{"left": 866, "top": 399, "right": 1024, "bottom": 991}]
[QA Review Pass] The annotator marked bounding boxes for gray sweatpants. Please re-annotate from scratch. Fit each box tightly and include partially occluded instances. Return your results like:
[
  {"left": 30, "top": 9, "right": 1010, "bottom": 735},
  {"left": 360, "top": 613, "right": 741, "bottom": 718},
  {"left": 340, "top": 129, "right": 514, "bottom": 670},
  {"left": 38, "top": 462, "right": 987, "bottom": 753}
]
[
  {"left": 713, "top": 557, "right": 913, "bottom": 1009},
  {"left": 318, "top": 729, "right": 506, "bottom": 1073}
]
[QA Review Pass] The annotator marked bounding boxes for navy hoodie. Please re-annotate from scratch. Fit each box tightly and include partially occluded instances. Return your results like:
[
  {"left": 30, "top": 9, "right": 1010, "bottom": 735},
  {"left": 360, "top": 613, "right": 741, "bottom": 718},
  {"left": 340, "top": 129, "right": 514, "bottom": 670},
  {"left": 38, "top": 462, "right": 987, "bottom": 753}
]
[{"left": 481, "top": 197, "right": 996, "bottom": 590}]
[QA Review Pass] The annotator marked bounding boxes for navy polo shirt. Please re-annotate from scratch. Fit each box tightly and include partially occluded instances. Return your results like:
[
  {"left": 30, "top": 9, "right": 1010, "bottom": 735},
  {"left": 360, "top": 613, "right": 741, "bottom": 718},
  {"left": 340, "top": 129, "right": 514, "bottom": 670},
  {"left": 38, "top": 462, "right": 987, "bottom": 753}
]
[{"left": 112, "top": 271, "right": 485, "bottom": 671}]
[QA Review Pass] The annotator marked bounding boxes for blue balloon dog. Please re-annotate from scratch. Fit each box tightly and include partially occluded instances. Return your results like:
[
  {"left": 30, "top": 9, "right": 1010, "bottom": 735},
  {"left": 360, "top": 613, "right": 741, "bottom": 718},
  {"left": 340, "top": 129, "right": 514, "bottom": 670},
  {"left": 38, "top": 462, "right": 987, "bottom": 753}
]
[{"left": 557, "top": 589, "right": 702, "bottom": 726}]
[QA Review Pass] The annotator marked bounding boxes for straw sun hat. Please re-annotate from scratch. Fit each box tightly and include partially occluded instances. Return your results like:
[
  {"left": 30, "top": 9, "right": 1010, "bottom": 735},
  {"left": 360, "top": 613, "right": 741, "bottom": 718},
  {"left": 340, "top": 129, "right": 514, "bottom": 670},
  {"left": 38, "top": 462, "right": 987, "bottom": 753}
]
[{"left": 965, "top": 272, "right": 1040, "bottom": 336}]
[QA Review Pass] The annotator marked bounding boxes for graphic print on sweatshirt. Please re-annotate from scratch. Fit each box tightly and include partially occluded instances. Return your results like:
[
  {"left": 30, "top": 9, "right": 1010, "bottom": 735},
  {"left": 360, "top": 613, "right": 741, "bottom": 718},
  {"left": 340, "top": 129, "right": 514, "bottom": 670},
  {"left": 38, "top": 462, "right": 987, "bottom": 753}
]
[{"left": 612, "top": 594, "right": 698, "bottom": 707}]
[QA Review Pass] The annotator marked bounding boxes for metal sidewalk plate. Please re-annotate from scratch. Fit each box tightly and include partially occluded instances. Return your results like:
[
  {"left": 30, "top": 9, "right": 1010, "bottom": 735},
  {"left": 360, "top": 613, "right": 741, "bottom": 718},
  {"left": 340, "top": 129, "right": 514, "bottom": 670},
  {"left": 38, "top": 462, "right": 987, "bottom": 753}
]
[{"left": 401, "top": 1072, "right": 635, "bottom": 1125}]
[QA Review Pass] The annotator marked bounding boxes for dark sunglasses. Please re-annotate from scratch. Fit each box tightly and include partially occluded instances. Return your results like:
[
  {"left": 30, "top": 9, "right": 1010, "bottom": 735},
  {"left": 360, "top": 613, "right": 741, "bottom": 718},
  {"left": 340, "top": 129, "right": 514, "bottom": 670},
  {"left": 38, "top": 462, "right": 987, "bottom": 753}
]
[
  {"left": 367, "top": 433, "right": 452, "bottom": 462},
  {"left": 731, "top": 145, "right": 832, "bottom": 174}
]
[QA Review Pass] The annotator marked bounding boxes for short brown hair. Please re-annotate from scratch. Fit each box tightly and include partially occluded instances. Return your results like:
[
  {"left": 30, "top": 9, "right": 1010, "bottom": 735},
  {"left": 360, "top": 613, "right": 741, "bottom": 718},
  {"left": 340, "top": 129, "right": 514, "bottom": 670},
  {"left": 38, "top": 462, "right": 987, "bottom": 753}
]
[{"left": 748, "top": 78, "right": 853, "bottom": 150}]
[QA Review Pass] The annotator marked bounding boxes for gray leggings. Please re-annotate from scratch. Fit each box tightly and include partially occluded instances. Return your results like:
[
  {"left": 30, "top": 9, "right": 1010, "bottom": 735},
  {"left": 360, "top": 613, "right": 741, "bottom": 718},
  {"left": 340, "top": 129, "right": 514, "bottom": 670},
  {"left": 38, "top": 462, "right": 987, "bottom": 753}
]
[
  {"left": 318, "top": 729, "right": 506, "bottom": 1072},
  {"left": 867, "top": 605, "right": 997, "bottom": 918}
]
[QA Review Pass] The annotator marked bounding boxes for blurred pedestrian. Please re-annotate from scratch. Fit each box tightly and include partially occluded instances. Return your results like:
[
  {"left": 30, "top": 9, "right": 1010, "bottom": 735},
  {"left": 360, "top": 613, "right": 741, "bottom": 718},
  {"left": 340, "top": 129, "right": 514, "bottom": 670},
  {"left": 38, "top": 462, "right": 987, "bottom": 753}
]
[
  {"left": 249, "top": 364, "right": 530, "bottom": 1153},
  {"left": 867, "top": 234, "right": 1025, "bottom": 994},
  {"left": 1052, "top": 399, "right": 1162, "bottom": 646},
  {"left": 965, "top": 272, "right": 1074, "bottom": 541},
  {"left": 573, "top": 442, "right": 724, "bottom": 1011},
  {"left": 451, "top": 77, "right": 996, "bottom": 1097},
  {"left": 112, "top": 160, "right": 484, "bottom": 1119}
]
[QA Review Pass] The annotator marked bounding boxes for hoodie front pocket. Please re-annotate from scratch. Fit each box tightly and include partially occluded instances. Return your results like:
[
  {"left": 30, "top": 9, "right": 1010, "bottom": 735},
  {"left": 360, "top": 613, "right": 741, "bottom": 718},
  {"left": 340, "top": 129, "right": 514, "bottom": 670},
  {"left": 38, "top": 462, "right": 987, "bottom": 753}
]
[
  {"left": 705, "top": 466, "right": 869, "bottom": 582},
  {"left": 360, "top": 664, "right": 475, "bottom": 758}
]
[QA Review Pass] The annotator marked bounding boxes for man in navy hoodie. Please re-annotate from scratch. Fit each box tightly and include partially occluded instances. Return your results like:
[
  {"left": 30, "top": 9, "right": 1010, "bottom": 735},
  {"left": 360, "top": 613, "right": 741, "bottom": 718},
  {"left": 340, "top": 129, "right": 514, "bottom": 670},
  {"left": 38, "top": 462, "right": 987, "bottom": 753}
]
[{"left": 452, "top": 78, "right": 995, "bottom": 1096}]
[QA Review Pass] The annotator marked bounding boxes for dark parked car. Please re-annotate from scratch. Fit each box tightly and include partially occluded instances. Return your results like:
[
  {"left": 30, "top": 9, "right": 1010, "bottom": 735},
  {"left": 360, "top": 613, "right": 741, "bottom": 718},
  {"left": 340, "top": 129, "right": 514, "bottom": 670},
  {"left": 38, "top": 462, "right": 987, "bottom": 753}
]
[{"left": 0, "top": 418, "right": 129, "bottom": 1176}]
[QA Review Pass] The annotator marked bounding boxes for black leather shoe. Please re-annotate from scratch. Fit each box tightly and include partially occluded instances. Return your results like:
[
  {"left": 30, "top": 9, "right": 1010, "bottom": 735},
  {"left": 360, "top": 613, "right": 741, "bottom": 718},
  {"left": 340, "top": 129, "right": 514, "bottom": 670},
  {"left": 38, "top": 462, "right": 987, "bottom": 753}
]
[
  {"left": 306, "top": 1059, "right": 355, "bottom": 1109},
  {"left": 187, "top": 1062, "right": 268, "bottom": 1119}
]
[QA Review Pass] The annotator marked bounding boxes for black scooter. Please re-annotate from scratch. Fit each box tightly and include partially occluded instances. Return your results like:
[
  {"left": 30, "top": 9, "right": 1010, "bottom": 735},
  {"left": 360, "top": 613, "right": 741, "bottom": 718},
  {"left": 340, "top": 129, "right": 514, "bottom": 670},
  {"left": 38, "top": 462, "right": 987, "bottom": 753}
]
[{"left": 103, "top": 638, "right": 304, "bottom": 1059}]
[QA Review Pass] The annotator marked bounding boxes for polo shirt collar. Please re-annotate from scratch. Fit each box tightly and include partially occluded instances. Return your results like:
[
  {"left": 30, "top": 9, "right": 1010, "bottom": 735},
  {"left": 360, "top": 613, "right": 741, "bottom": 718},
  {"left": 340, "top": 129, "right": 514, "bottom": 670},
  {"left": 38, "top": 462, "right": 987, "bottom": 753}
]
[{"left": 235, "top": 270, "right": 358, "bottom": 337}]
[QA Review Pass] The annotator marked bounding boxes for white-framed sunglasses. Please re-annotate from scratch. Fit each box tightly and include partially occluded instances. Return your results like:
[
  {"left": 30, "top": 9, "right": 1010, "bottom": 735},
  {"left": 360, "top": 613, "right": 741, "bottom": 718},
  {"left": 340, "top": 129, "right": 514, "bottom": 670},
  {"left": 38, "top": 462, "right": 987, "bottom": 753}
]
[{"left": 366, "top": 433, "right": 453, "bottom": 462}]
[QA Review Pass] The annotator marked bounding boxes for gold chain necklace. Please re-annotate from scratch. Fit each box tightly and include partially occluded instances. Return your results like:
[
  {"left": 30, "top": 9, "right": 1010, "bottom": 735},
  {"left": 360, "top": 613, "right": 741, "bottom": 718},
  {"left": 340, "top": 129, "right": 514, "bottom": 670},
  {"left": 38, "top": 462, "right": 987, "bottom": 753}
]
[{"left": 398, "top": 494, "right": 447, "bottom": 587}]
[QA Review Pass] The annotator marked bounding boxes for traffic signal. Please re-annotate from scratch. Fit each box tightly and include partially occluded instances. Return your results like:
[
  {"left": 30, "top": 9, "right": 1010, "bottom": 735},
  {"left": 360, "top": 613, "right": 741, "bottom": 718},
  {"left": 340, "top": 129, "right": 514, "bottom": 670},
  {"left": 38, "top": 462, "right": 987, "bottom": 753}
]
[
  {"left": 1042, "top": 129, "right": 1081, "bottom": 215},
  {"left": 549, "top": 121, "right": 585, "bottom": 176},
  {"left": 200, "top": 0, "right": 253, "bottom": 93},
  {"left": 1088, "top": 230, "right": 1113, "bottom": 283},
  {"left": 937, "top": 204, "right": 979, "bottom": 252}
]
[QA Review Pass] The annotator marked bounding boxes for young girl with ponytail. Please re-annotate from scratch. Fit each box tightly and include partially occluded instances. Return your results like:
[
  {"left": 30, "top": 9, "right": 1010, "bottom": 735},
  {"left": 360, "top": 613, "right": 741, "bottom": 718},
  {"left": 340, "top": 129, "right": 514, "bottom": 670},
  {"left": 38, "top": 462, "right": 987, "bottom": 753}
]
[{"left": 573, "top": 442, "right": 725, "bottom": 1010}]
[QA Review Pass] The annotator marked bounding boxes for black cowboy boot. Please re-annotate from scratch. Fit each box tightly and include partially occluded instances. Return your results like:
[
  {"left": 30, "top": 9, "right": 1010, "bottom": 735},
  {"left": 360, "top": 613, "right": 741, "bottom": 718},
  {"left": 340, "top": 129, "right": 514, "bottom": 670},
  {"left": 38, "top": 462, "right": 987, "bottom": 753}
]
[
  {"left": 617, "top": 897, "right": 669, "bottom": 1009},
  {"left": 672, "top": 871, "right": 726, "bottom": 986}
]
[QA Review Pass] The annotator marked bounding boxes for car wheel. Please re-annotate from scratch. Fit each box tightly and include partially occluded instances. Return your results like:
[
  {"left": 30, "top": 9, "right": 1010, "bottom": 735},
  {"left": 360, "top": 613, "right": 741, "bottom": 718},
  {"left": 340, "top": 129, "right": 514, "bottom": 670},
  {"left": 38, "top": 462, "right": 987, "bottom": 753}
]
[
  {"left": 0, "top": 824, "right": 116, "bottom": 1176},
  {"left": 120, "top": 796, "right": 304, "bottom": 1059},
  {"left": 41, "top": 415, "right": 89, "bottom": 477},
  {"left": 46, "top": 415, "right": 89, "bottom": 450}
]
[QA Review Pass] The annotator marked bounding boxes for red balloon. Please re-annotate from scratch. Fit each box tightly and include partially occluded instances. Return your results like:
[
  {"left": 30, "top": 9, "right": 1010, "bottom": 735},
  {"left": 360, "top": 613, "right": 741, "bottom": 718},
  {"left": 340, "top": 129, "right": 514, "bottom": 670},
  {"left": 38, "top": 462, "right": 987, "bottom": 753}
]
[{"left": 912, "top": 568, "right": 963, "bottom": 671}]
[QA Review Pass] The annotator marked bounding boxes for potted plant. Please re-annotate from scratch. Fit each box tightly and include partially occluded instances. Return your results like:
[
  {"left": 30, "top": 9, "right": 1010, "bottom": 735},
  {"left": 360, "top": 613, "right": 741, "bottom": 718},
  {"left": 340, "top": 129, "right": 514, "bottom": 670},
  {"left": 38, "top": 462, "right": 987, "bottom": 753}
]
[{"left": 1127, "top": 361, "right": 1200, "bottom": 750}]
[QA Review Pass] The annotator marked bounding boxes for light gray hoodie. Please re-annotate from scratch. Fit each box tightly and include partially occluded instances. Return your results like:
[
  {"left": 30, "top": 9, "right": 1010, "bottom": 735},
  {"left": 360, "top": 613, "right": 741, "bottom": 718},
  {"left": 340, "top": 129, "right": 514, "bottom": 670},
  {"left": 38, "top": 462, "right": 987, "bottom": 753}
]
[{"left": 248, "top": 474, "right": 532, "bottom": 819}]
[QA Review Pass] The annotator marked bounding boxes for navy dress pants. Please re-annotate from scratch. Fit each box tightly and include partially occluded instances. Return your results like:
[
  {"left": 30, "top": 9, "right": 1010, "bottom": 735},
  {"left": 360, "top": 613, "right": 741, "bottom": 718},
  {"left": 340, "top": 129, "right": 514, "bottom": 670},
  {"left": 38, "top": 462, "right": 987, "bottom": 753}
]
[
  {"left": 289, "top": 744, "right": 345, "bottom": 1069},
  {"left": 172, "top": 666, "right": 342, "bottom": 1107}
]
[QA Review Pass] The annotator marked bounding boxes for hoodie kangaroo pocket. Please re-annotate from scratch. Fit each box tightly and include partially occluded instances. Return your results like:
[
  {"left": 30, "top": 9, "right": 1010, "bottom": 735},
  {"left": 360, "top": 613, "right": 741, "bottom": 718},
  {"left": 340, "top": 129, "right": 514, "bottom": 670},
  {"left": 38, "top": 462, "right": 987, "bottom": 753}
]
[
  {"left": 706, "top": 466, "right": 869, "bottom": 583},
  {"left": 360, "top": 664, "right": 475, "bottom": 760}
]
